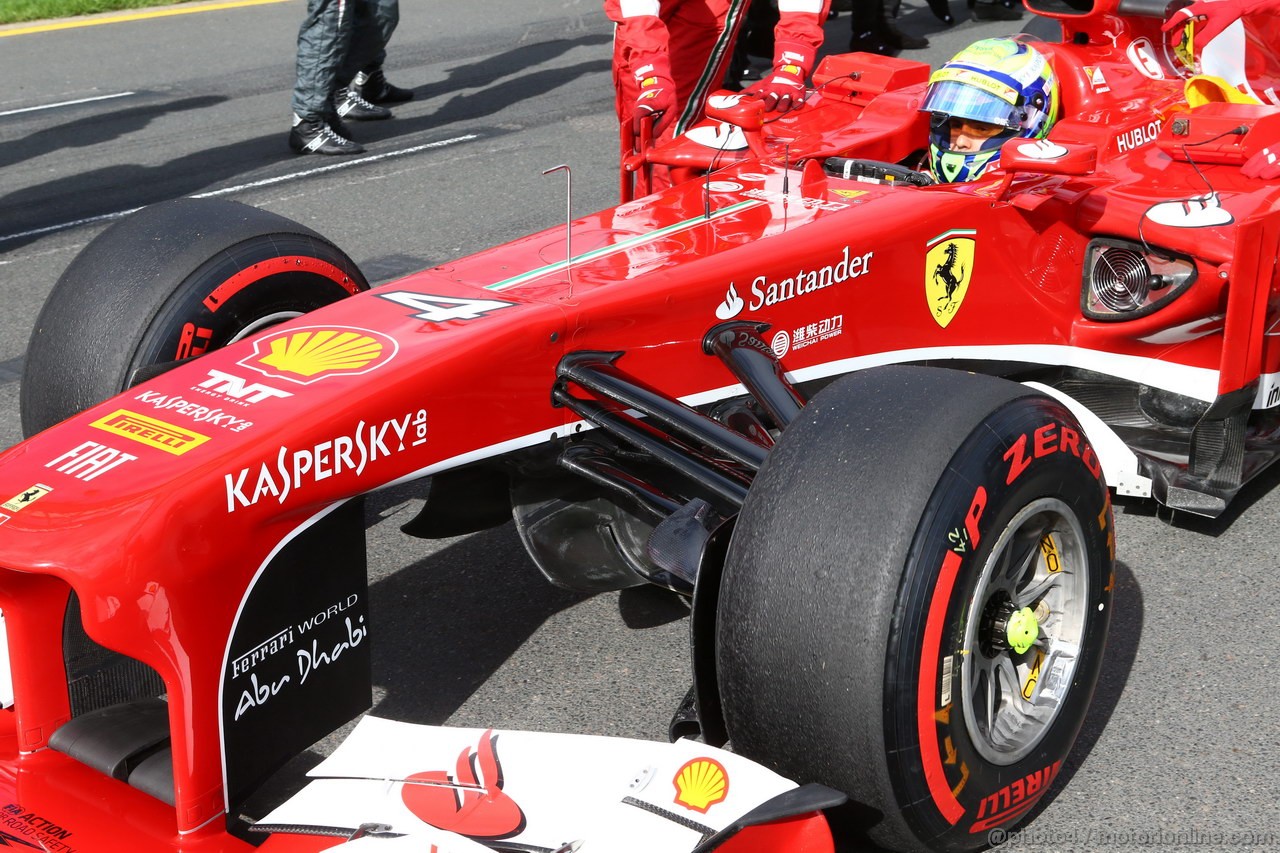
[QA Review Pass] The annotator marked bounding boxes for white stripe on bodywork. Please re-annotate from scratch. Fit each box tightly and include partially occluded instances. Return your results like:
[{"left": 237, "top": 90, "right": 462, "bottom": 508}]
[
  {"left": 383, "top": 343, "right": 1222, "bottom": 497},
  {"left": 1256, "top": 371, "right": 1280, "bottom": 408},
  {"left": 1026, "top": 382, "right": 1151, "bottom": 497},
  {"left": 777, "top": 0, "right": 827, "bottom": 10},
  {"left": 484, "top": 200, "right": 764, "bottom": 292},
  {"left": 780, "top": 343, "right": 1221, "bottom": 403}
]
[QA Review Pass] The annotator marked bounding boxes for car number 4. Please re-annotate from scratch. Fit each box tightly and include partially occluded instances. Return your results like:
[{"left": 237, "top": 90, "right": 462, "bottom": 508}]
[{"left": 378, "top": 291, "right": 515, "bottom": 323}]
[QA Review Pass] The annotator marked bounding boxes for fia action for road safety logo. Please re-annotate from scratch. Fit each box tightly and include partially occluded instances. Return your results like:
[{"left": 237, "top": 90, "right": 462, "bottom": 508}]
[{"left": 925, "top": 229, "right": 976, "bottom": 328}]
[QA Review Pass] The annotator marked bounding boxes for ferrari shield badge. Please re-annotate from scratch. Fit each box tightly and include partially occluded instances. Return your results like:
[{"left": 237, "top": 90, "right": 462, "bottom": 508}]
[{"left": 926, "top": 229, "right": 976, "bottom": 328}]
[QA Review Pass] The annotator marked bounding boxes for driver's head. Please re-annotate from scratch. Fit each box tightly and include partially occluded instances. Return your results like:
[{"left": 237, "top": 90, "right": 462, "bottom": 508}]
[{"left": 920, "top": 38, "right": 1059, "bottom": 182}]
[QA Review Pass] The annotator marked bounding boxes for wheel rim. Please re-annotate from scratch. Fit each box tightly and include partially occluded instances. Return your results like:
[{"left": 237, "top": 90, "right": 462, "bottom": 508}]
[
  {"left": 228, "top": 311, "right": 306, "bottom": 344},
  {"left": 960, "top": 497, "right": 1089, "bottom": 764}
]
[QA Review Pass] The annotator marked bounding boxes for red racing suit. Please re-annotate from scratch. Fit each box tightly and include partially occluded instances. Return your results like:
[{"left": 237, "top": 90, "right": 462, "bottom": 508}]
[{"left": 606, "top": 0, "right": 830, "bottom": 163}]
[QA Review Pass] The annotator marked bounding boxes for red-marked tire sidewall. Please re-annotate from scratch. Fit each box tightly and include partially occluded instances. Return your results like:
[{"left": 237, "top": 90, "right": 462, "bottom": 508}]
[
  {"left": 129, "top": 233, "right": 364, "bottom": 370},
  {"left": 715, "top": 366, "right": 1114, "bottom": 853},
  {"left": 21, "top": 198, "right": 367, "bottom": 437},
  {"left": 885, "top": 396, "right": 1114, "bottom": 851}
]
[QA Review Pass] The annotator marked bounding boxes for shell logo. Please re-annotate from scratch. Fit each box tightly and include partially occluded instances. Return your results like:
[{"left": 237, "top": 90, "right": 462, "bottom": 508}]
[
  {"left": 673, "top": 757, "right": 729, "bottom": 813},
  {"left": 239, "top": 326, "right": 399, "bottom": 384}
]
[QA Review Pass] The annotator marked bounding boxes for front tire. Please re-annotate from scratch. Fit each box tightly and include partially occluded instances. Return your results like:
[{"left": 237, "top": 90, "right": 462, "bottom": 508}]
[
  {"left": 716, "top": 366, "right": 1114, "bottom": 853},
  {"left": 21, "top": 198, "right": 367, "bottom": 436}
]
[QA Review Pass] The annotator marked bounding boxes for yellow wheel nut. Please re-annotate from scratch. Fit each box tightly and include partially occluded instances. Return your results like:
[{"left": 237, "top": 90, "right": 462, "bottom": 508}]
[{"left": 1006, "top": 606, "right": 1039, "bottom": 654}]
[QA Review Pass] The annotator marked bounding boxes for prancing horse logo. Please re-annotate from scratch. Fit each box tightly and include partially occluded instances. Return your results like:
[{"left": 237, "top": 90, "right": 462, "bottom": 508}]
[{"left": 925, "top": 230, "right": 976, "bottom": 328}]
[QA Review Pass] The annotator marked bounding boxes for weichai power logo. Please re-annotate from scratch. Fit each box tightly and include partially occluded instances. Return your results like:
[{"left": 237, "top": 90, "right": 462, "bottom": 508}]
[
  {"left": 90, "top": 410, "right": 211, "bottom": 455},
  {"left": 238, "top": 326, "right": 398, "bottom": 385}
]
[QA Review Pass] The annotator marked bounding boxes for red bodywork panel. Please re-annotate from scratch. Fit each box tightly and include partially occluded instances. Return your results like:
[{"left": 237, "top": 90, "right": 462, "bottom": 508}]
[{"left": 0, "top": 0, "right": 1278, "bottom": 848}]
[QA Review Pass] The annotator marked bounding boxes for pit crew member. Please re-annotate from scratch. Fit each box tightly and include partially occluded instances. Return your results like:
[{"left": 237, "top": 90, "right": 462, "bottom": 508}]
[
  {"left": 607, "top": 0, "right": 831, "bottom": 187},
  {"left": 1162, "top": 0, "right": 1280, "bottom": 178}
]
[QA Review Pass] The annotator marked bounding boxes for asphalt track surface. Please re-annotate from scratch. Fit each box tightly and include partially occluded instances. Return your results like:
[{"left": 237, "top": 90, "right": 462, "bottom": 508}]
[{"left": 1, "top": 2, "right": 1278, "bottom": 851}]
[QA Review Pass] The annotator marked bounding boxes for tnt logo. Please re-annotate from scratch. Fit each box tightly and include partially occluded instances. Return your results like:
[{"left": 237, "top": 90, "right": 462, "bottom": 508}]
[{"left": 199, "top": 369, "right": 293, "bottom": 403}]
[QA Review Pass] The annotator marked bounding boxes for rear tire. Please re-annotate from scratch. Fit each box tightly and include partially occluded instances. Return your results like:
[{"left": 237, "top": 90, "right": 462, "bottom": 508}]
[
  {"left": 21, "top": 198, "right": 367, "bottom": 436},
  {"left": 717, "top": 365, "right": 1114, "bottom": 853}
]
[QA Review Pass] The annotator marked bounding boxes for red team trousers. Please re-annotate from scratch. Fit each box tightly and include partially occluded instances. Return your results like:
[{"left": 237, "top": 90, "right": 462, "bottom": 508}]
[{"left": 605, "top": 0, "right": 828, "bottom": 190}]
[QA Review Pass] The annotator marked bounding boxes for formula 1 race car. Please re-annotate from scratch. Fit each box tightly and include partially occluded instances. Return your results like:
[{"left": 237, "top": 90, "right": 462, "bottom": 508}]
[{"left": 1, "top": 0, "right": 1278, "bottom": 849}]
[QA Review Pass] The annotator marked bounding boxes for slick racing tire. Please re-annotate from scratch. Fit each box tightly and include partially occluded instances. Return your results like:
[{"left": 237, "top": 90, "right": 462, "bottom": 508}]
[
  {"left": 716, "top": 365, "right": 1114, "bottom": 853},
  {"left": 21, "top": 197, "right": 368, "bottom": 437}
]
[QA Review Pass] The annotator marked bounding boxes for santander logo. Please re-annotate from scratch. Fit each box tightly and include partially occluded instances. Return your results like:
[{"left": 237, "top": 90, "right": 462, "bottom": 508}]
[
  {"left": 716, "top": 284, "right": 746, "bottom": 319},
  {"left": 713, "top": 246, "right": 873, "bottom": 321}
]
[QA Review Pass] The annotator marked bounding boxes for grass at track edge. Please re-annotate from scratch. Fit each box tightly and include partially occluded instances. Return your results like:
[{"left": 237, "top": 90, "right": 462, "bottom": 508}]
[{"left": 1, "top": 0, "right": 197, "bottom": 26}]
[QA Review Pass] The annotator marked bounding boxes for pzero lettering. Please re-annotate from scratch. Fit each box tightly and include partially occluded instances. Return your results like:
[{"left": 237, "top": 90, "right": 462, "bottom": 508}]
[{"left": 1003, "top": 422, "right": 1101, "bottom": 484}]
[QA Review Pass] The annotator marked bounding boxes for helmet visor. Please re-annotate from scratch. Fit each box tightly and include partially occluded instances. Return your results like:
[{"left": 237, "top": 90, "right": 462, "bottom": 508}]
[{"left": 920, "top": 77, "right": 1021, "bottom": 130}]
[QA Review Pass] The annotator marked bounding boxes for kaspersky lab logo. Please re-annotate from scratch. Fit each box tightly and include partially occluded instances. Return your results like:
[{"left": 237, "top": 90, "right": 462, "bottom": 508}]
[{"left": 238, "top": 326, "right": 399, "bottom": 385}]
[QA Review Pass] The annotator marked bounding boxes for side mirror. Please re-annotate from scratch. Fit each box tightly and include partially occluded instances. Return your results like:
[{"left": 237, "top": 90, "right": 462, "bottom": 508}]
[
  {"left": 701, "top": 93, "right": 770, "bottom": 158},
  {"left": 998, "top": 138, "right": 1098, "bottom": 176},
  {"left": 704, "top": 93, "right": 767, "bottom": 131}
]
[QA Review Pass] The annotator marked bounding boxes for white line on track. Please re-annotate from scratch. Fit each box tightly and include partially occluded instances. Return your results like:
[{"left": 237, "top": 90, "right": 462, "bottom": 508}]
[
  {"left": 0, "top": 133, "right": 481, "bottom": 246},
  {"left": 0, "top": 92, "right": 136, "bottom": 117}
]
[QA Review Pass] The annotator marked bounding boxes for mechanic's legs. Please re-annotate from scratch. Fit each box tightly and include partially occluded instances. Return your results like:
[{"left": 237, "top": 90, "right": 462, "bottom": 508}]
[
  {"left": 723, "top": 0, "right": 778, "bottom": 90},
  {"left": 290, "top": 0, "right": 364, "bottom": 153},
  {"left": 343, "top": 0, "right": 414, "bottom": 106},
  {"left": 849, "top": 0, "right": 928, "bottom": 53}
]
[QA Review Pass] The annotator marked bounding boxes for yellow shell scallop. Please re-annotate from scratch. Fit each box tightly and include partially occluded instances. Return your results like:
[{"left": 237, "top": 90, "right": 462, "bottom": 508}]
[
  {"left": 258, "top": 329, "right": 385, "bottom": 377},
  {"left": 673, "top": 758, "right": 729, "bottom": 813}
]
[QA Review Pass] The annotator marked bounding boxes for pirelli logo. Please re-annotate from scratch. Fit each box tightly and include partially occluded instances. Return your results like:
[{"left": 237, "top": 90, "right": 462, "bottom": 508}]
[{"left": 90, "top": 410, "right": 211, "bottom": 455}]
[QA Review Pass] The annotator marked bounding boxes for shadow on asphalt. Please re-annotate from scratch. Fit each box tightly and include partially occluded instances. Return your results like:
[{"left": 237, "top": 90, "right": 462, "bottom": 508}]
[
  {"left": 0, "top": 94, "right": 224, "bottom": 173},
  {"left": 1028, "top": 558, "right": 1144, "bottom": 818},
  {"left": 349, "top": 56, "right": 613, "bottom": 147},
  {"left": 0, "top": 35, "right": 611, "bottom": 252},
  {"left": 1110, "top": 454, "right": 1280, "bottom": 537}
]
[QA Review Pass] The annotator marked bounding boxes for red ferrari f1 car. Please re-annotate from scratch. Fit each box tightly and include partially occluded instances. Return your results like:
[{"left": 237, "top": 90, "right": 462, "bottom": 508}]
[{"left": 1, "top": 0, "right": 1278, "bottom": 849}]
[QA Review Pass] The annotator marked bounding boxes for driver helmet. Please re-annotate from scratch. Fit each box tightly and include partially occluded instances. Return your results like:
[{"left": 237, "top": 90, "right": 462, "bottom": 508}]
[{"left": 920, "top": 38, "right": 1060, "bottom": 183}]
